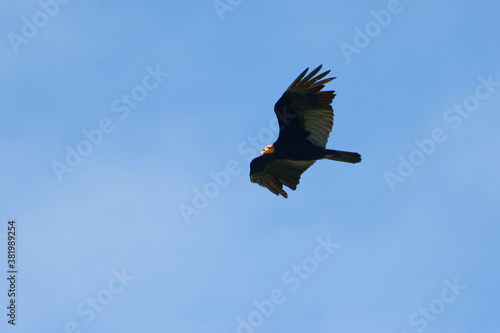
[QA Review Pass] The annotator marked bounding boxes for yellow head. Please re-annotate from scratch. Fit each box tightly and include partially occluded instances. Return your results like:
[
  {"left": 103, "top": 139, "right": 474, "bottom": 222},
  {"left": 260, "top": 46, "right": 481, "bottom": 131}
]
[{"left": 260, "top": 144, "right": 275, "bottom": 155}]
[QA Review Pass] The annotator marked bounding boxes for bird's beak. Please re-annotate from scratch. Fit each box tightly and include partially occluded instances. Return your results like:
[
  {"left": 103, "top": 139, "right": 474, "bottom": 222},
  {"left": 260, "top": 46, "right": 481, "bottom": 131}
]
[{"left": 260, "top": 144, "right": 274, "bottom": 155}]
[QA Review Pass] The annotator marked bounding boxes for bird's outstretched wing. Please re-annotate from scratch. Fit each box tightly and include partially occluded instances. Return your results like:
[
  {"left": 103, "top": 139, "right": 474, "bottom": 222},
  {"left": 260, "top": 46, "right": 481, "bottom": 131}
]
[
  {"left": 274, "top": 65, "right": 336, "bottom": 148},
  {"left": 250, "top": 157, "right": 316, "bottom": 198}
]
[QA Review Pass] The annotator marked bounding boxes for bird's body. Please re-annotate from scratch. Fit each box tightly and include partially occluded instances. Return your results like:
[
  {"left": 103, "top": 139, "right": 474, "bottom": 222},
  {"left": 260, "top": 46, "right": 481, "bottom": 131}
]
[{"left": 249, "top": 65, "right": 361, "bottom": 198}]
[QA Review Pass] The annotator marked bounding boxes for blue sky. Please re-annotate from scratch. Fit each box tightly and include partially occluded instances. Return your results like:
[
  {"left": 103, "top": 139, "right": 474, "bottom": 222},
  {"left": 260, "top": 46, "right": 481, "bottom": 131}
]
[{"left": 1, "top": 0, "right": 500, "bottom": 332}]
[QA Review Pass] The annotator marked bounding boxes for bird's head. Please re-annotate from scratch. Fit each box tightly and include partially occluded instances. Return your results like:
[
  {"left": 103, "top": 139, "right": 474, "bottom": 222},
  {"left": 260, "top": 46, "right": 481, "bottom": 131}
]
[{"left": 260, "top": 144, "right": 275, "bottom": 155}]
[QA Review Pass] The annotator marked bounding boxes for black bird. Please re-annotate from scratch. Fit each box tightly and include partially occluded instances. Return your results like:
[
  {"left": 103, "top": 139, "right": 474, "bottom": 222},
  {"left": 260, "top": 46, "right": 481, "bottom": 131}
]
[{"left": 249, "top": 65, "right": 361, "bottom": 198}]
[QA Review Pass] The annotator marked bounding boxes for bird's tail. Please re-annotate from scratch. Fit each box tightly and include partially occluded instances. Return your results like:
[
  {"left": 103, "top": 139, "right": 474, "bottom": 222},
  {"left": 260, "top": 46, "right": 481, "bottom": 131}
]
[{"left": 323, "top": 149, "right": 361, "bottom": 163}]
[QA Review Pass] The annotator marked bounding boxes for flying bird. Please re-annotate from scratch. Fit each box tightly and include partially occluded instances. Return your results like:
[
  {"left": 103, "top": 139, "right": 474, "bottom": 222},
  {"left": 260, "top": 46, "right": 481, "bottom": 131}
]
[{"left": 249, "top": 65, "right": 361, "bottom": 198}]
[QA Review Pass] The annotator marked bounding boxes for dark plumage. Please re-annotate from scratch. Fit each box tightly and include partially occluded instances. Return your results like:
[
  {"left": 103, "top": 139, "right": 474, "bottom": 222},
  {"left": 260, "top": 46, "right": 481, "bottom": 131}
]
[{"left": 249, "top": 65, "right": 361, "bottom": 198}]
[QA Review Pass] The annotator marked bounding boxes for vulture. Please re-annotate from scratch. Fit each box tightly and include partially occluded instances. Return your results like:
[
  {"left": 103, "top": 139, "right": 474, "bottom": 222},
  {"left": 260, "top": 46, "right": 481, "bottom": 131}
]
[{"left": 249, "top": 65, "right": 361, "bottom": 198}]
